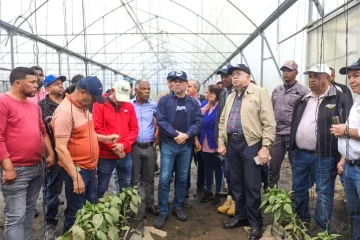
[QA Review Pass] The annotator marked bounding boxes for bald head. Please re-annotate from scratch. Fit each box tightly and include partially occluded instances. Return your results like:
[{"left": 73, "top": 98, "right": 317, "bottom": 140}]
[{"left": 135, "top": 79, "right": 151, "bottom": 103}]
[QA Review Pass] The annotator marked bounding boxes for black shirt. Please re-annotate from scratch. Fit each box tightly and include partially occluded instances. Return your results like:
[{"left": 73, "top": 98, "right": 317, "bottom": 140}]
[{"left": 173, "top": 97, "right": 187, "bottom": 133}]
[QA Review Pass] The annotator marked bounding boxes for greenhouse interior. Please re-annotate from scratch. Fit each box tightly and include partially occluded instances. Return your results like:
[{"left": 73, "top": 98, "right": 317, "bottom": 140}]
[{"left": 0, "top": 0, "right": 359, "bottom": 239}]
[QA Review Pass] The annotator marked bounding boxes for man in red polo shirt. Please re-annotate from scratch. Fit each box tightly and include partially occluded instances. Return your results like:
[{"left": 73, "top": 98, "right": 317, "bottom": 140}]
[
  {"left": 93, "top": 79, "right": 139, "bottom": 199},
  {"left": 0, "top": 67, "right": 54, "bottom": 240}
]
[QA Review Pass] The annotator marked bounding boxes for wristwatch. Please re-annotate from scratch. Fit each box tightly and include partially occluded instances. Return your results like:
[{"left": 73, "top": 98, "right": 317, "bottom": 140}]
[
  {"left": 262, "top": 145, "right": 272, "bottom": 150},
  {"left": 344, "top": 126, "right": 350, "bottom": 138}
]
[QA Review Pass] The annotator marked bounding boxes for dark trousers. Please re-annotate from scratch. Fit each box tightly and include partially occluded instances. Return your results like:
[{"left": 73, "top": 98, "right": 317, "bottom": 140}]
[
  {"left": 131, "top": 145, "right": 157, "bottom": 209},
  {"left": 63, "top": 168, "right": 97, "bottom": 233},
  {"left": 221, "top": 157, "right": 233, "bottom": 197},
  {"left": 202, "top": 152, "right": 223, "bottom": 193},
  {"left": 261, "top": 165, "right": 269, "bottom": 190},
  {"left": 45, "top": 162, "right": 64, "bottom": 228},
  {"left": 184, "top": 149, "right": 205, "bottom": 197},
  {"left": 227, "top": 137, "right": 262, "bottom": 228},
  {"left": 268, "top": 134, "right": 290, "bottom": 188}
]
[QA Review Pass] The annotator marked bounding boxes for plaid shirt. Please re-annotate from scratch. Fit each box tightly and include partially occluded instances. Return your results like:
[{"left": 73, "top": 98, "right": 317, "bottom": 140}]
[{"left": 227, "top": 88, "right": 246, "bottom": 134}]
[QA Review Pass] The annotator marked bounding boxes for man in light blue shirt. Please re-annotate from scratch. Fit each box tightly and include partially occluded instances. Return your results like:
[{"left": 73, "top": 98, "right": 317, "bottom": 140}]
[{"left": 130, "top": 79, "right": 159, "bottom": 217}]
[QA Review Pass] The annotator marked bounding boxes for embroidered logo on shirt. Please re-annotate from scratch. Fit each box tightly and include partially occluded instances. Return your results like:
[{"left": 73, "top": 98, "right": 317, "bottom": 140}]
[
  {"left": 325, "top": 104, "right": 336, "bottom": 109},
  {"left": 176, "top": 106, "right": 186, "bottom": 111}
]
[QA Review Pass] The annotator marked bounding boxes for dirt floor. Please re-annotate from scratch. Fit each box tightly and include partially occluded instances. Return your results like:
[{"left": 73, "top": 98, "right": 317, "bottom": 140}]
[{"left": 0, "top": 158, "right": 351, "bottom": 239}]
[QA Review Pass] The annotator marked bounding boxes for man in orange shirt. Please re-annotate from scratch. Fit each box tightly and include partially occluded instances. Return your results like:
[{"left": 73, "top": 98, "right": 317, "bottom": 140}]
[{"left": 53, "top": 76, "right": 119, "bottom": 233}]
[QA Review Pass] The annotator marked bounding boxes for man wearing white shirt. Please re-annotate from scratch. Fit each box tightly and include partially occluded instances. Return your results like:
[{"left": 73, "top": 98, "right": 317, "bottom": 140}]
[{"left": 331, "top": 59, "right": 360, "bottom": 240}]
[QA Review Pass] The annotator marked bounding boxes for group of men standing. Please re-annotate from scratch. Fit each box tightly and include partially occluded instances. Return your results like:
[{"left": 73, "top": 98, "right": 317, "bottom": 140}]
[{"left": 0, "top": 57, "right": 360, "bottom": 240}]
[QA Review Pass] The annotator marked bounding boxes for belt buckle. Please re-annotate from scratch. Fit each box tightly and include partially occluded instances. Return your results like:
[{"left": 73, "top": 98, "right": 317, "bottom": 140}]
[{"left": 231, "top": 133, "right": 239, "bottom": 138}]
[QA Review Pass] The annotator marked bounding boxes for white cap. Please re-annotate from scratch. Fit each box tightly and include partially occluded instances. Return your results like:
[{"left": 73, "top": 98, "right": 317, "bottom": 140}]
[
  {"left": 303, "top": 63, "right": 331, "bottom": 76},
  {"left": 113, "top": 80, "right": 130, "bottom": 102}
]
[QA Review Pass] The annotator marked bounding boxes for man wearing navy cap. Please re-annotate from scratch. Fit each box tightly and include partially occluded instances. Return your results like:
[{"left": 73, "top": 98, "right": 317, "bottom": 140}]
[
  {"left": 214, "top": 64, "right": 236, "bottom": 217},
  {"left": 331, "top": 58, "right": 360, "bottom": 239},
  {"left": 218, "top": 64, "right": 276, "bottom": 239},
  {"left": 52, "top": 76, "right": 119, "bottom": 232},
  {"left": 38, "top": 74, "right": 66, "bottom": 239},
  {"left": 155, "top": 70, "right": 203, "bottom": 229}
]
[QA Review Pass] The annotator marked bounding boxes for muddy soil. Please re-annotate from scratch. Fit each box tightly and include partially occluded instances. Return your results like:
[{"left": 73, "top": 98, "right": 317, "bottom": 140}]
[{"left": 0, "top": 158, "right": 350, "bottom": 239}]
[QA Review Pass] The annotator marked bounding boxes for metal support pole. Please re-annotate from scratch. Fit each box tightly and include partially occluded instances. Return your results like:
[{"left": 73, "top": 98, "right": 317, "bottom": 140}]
[
  {"left": 84, "top": 61, "right": 88, "bottom": 76},
  {"left": 308, "top": 0, "right": 313, "bottom": 23},
  {"left": 9, "top": 31, "right": 15, "bottom": 69},
  {"left": 260, "top": 32, "right": 264, "bottom": 87},
  {"left": 263, "top": 35, "right": 283, "bottom": 81},
  {"left": 57, "top": 51, "right": 62, "bottom": 75},
  {"left": 102, "top": 68, "right": 106, "bottom": 86},
  {"left": 313, "top": 0, "right": 324, "bottom": 17}
]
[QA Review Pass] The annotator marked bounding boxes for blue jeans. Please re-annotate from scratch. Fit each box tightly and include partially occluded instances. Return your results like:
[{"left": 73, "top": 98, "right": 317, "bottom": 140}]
[
  {"left": 158, "top": 142, "right": 192, "bottom": 215},
  {"left": 221, "top": 157, "right": 233, "bottom": 198},
  {"left": 344, "top": 163, "right": 360, "bottom": 240},
  {"left": 97, "top": 154, "right": 132, "bottom": 199},
  {"left": 202, "top": 152, "right": 223, "bottom": 193},
  {"left": 292, "top": 150, "right": 337, "bottom": 231},
  {"left": 45, "top": 162, "right": 64, "bottom": 228},
  {"left": 1, "top": 164, "right": 44, "bottom": 240},
  {"left": 63, "top": 168, "right": 97, "bottom": 233}
]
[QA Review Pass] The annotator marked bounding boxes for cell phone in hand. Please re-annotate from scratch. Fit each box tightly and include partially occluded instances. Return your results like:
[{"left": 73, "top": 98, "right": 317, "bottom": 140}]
[{"left": 332, "top": 116, "right": 340, "bottom": 125}]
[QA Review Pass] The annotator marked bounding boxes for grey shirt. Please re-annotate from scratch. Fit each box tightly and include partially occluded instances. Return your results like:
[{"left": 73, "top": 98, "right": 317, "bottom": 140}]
[{"left": 272, "top": 81, "right": 308, "bottom": 135}]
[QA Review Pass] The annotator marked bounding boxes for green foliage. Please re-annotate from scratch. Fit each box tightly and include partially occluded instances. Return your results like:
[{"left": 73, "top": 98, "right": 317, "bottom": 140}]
[
  {"left": 59, "top": 187, "right": 141, "bottom": 240},
  {"left": 260, "top": 185, "right": 340, "bottom": 240},
  {"left": 311, "top": 232, "right": 341, "bottom": 240}
]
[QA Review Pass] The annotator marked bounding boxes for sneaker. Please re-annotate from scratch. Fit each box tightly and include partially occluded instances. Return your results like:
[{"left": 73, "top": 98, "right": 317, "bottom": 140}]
[
  {"left": 226, "top": 200, "right": 235, "bottom": 217},
  {"left": 212, "top": 193, "right": 221, "bottom": 205},
  {"left": 45, "top": 226, "right": 56, "bottom": 240},
  {"left": 201, "top": 191, "right": 213, "bottom": 203},
  {"left": 218, "top": 198, "right": 232, "bottom": 214},
  {"left": 183, "top": 198, "right": 192, "bottom": 208}
]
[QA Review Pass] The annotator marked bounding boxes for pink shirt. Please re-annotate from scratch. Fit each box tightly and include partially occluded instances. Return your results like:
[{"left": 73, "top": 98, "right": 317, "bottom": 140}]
[
  {"left": 28, "top": 87, "right": 46, "bottom": 104},
  {"left": 0, "top": 94, "right": 47, "bottom": 166}
]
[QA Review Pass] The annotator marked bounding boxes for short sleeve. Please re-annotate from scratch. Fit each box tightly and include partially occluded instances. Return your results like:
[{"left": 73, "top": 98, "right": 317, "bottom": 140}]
[{"left": 52, "top": 110, "right": 73, "bottom": 138}]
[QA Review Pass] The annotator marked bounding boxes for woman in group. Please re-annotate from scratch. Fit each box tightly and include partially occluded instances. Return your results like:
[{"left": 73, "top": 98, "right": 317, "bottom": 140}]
[{"left": 197, "top": 84, "right": 224, "bottom": 204}]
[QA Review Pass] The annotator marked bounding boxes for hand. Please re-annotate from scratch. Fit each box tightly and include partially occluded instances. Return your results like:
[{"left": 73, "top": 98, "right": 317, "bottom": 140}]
[
  {"left": 153, "top": 138, "right": 159, "bottom": 148},
  {"left": 337, "top": 157, "right": 345, "bottom": 175},
  {"left": 106, "top": 134, "right": 120, "bottom": 144},
  {"left": 72, "top": 173, "right": 85, "bottom": 194},
  {"left": 112, "top": 143, "right": 124, "bottom": 153},
  {"left": 45, "top": 155, "right": 55, "bottom": 169},
  {"left": 330, "top": 124, "right": 346, "bottom": 138},
  {"left": 194, "top": 139, "right": 202, "bottom": 152},
  {"left": 218, "top": 145, "right": 226, "bottom": 156},
  {"left": 258, "top": 146, "right": 270, "bottom": 165},
  {"left": 1, "top": 159, "right": 16, "bottom": 185},
  {"left": 174, "top": 131, "right": 189, "bottom": 144},
  {"left": 114, "top": 150, "right": 126, "bottom": 159}
]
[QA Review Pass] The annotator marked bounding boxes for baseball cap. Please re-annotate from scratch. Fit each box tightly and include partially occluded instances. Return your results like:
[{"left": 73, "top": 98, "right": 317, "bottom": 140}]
[
  {"left": 71, "top": 74, "right": 84, "bottom": 84},
  {"left": 227, "top": 64, "right": 251, "bottom": 75},
  {"left": 339, "top": 58, "right": 360, "bottom": 74},
  {"left": 172, "top": 70, "right": 188, "bottom": 81},
  {"left": 43, "top": 74, "right": 66, "bottom": 87},
  {"left": 113, "top": 80, "right": 131, "bottom": 102},
  {"left": 303, "top": 63, "right": 331, "bottom": 76},
  {"left": 280, "top": 60, "right": 298, "bottom": 71},
  {"left": 78, "top": 76, "right": 105, "bottom": 104},
  {"left": 217, "top": 64, "right": 233, "bottom": 75},
  {"left": 166, "top": 71, "right": 175, "bottom": 81}
]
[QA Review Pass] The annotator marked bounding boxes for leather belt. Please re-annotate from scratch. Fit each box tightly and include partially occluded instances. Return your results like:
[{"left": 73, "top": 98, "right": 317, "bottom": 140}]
[
  {"left": 134, "top": 141, "right": 154, "bottom": 149},
  {"left": 346, "top": 159, "right": 360, "bottom": 167},
  {"left": 228, "top": 133, "right": 245, "bottom": 139}
]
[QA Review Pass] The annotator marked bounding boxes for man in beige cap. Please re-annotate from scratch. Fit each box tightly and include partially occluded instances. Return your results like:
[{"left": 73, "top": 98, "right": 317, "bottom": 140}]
[{"left": 269, "top": 60, "right": 308, "bottom": 188}]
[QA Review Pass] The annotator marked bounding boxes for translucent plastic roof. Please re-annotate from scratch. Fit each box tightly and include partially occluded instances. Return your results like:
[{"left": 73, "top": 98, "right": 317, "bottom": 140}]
[{"left": 0, "top": 0, "right": 351, "bottom": 94}]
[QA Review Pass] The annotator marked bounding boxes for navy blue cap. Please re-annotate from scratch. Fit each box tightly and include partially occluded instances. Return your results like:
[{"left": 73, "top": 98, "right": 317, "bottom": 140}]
[
  {"left": 339, "top": 58, "right": 360, "bottom": 75},
  {"left": 217, "top": 64, "right": 233, "bottom": 75},
  {"left": 227, "top": 64, "right": 251, "bottom": 75},
  {"left": 44, "top": 74, "right": 66, "bottom": 87},
  {"left": 78, "top": 76, "right": 105, "bottom": 104},
  {"left": 166, "top": 71, "right": 175, "bottom": 81},
  {"left": 172, "top": 70, "right": 188, "bottom": 81}
]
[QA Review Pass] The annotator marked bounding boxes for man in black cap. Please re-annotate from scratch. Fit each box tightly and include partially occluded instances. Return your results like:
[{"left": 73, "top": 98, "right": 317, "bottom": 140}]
[
  {"left": 218, "top": 64, "right": 275, "bottom": 239},
  {"left": 331, "top": 58, "right": 360, "bottom": 239},
  {"left": 214, "top": 64, "right": 237, "bottom": 217},
  {"left": 155, "top": 70, "right": 202, "bottom": 229},
  {"left": 329, "top": 67, "right": 353, "bottom": 105}
]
